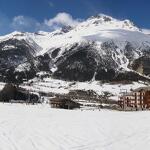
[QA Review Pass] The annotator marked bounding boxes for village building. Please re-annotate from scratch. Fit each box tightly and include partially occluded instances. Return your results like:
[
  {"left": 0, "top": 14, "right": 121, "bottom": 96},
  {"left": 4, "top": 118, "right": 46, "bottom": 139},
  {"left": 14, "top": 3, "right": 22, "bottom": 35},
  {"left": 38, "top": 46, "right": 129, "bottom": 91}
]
[
  {"left": 50, "top": 97, "right": 80, "bottom": 109},
  {"left": 118, "top": 87, "right": 150, "bottom": 110}
]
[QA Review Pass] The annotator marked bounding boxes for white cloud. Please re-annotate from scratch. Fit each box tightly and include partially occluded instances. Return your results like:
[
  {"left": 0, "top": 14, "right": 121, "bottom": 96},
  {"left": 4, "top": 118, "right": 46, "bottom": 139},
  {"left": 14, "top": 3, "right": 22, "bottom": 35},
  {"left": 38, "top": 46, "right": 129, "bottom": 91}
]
[
  {"left": 0, "top": 12, "right": 82, "bottom": 35},
  {"left": 44, "top": 12, "right": 80, "bottom": 28},
  {"left": 11, "top": 13, "right": 81, "bottom": 32},
  {"left": 11, "top": 16, "right": 41, "bottom": 32}
]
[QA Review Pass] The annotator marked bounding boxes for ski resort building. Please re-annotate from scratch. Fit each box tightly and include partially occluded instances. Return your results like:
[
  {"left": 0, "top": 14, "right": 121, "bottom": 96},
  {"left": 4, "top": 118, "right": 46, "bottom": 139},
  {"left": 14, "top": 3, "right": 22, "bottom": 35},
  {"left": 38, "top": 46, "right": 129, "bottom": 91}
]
[
  {"left": 50, "top": 97, "right": 80, "bottom": 109},
  {"left": 118, "top": 87, "right": 150, "bottom": 110}
]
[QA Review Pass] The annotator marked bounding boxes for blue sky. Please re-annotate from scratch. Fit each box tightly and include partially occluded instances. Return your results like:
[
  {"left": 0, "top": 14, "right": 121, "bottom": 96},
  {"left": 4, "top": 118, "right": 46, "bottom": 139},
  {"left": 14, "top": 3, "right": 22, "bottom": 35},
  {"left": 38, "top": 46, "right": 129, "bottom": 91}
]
[{"left": 0, "top": 0, "right": 150, "bottom": 35}]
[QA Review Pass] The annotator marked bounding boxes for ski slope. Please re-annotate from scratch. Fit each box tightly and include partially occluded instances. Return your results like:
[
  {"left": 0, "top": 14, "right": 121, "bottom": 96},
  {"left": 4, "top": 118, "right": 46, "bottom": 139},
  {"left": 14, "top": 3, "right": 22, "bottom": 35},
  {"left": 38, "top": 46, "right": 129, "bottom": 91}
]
[{"left": 0, "top": 103, "right": 150, "bottom": 150}]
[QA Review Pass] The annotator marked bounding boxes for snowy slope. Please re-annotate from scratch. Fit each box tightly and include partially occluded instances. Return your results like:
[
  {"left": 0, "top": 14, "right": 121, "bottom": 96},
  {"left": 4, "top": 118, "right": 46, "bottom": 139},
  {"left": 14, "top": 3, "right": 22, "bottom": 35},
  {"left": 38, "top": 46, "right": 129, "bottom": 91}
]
[
  {"left": 20, "top": 77, "right": 147, "bottom": 101},
  {"left": 0, "top": 82, "right": 5, "bottom": 91},
  {"left": 0, "top": 14, "right": 150, "bottom": 56},
  {"left": 1, "top": 103, "right": 150, "bottom": 150}
]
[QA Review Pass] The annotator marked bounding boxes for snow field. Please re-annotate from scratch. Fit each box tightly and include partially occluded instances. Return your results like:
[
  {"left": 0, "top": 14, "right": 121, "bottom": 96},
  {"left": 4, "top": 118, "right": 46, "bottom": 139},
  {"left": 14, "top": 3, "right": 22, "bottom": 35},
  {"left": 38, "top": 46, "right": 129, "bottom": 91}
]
[{"left": 0, "top": 103, "right": 150, "bottom": 150}]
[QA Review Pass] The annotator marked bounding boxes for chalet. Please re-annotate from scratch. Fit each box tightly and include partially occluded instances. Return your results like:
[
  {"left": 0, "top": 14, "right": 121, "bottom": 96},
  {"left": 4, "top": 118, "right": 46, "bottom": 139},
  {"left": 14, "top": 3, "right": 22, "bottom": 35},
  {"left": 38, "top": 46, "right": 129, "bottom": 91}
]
[
  {"left": 118, "top": 87, "right": 150, "bottom": 110},
  {"left": 50, "top": 97, "right": 80, "bottom": 109}
]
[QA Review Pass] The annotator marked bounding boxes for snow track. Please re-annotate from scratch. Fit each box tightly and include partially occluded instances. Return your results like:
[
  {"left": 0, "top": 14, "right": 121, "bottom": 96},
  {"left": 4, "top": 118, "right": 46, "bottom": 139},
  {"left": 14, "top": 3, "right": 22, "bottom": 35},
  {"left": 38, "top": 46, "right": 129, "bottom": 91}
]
[{"left": 0, "top": 103, "right": 150, "bottom": 150}]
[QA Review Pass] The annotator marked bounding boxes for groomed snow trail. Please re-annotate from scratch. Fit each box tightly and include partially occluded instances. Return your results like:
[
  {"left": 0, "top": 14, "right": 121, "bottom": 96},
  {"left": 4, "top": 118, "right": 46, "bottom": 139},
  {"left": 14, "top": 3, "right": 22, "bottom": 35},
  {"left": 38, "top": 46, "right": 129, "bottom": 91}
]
[{"left": 0, "top": 103, "right": 150, "bottom": 150}]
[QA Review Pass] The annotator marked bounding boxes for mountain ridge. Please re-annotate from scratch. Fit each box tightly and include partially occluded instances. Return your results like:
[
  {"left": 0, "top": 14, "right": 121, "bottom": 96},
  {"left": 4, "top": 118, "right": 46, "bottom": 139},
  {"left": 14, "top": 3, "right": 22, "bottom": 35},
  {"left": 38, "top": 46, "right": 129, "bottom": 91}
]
[{"left": 0, "top": 14, "right": 150, "bottom": 83}]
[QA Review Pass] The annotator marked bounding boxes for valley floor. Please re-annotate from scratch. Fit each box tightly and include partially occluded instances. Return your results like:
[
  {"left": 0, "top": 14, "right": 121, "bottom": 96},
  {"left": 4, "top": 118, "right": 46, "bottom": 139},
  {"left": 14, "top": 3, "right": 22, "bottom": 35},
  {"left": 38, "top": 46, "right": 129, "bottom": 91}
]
[{"left": 0, "top": 103, "right": 150, "bottom": 150}]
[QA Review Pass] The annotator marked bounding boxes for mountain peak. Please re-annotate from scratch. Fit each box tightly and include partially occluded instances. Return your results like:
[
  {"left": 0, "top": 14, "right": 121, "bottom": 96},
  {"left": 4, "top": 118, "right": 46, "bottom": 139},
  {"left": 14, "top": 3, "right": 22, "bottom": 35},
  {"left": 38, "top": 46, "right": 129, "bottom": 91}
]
[
  {"left": 87, "top": 14, "right": 139, "bottom": 31},
  {"left": 90, "top": 14, "right": 113, "bottom": 20},
  {"left": 7, "top": 31, "right": 25, "bottom": 37}
]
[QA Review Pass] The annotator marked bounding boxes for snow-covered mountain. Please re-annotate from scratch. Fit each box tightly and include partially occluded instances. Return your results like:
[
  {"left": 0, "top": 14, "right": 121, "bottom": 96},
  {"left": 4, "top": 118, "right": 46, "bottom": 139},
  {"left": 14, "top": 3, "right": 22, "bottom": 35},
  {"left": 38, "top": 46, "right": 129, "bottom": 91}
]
[{"left": 0, "top": 14, "right": 150, "bottom": 83}]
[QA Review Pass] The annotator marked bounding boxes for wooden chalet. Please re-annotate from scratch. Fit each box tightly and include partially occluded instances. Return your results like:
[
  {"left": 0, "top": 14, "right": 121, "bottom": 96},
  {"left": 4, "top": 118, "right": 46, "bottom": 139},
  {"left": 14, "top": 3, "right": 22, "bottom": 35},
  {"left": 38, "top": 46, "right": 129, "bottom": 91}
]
[
  {"left": 118, "top": 87, "right": 150, "bottom": 110},
  {"left": 50, "top": 97, "right": 80, "bottom": 109}
]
